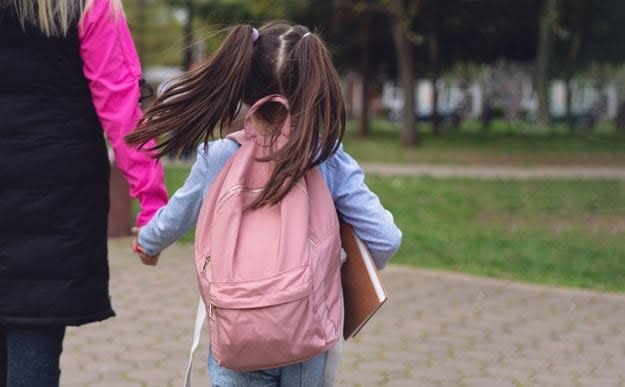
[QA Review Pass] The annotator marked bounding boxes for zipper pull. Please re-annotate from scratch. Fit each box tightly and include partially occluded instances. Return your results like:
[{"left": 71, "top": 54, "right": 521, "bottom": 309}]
[
  {"left": 208, "top": 303, "right": 215, "bottom": 319},
  {"left": 201, "top": 254, "right": 211, "bottom": 272}
]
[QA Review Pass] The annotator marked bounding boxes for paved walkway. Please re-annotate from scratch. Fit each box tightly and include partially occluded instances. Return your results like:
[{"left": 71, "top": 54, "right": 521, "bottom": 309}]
[
  {"left": 166, "top": 158, "right": 625, "bottom": 179},
  {"left": 360, "top": 163, "right": 625, "bottom": 179},
  {"left": 60, "top": 239, "right": 625, "bottom": 387}
]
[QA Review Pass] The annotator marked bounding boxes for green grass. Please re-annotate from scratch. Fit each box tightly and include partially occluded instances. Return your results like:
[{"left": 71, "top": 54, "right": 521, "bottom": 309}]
[
  {"left": 143, "top": 121, "right": 625, "bottom": 291},
  {"left": 367, "top": 175, "right": 625, "bottom": 292},
  {"left": 163, "top": 165, "right": 196, "bottom": 243},
  {"left": 146, "top": 164, "right": 625, "bottom": 292},
  {"left": 343, "top": 119, "right": 625, "bottom": 166},
  {"left": 132, "top": 164, "right": 196, "bottom": 242}
]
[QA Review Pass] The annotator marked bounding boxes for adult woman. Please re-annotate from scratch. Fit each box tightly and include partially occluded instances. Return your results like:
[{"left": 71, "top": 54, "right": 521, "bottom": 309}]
[{"left": 0, "top": 0, "right": 167, "bottom": 385}]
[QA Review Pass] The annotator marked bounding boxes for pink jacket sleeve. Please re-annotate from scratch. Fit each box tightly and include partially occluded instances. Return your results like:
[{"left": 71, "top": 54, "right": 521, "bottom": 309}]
[{"left": 78, "top": 0, "right": 168, "bottom": 226}]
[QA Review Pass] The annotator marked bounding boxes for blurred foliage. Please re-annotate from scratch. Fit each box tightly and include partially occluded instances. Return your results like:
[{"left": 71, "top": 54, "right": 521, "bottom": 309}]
[
  {"left": 124, "top": 0, "right": 186, "bottom": 66},
  {"left": 123, "top": 0, "right": 625, "bottom": 140},
  {"left": 123, "top": 0, "right": 625, "bottom": 79}
]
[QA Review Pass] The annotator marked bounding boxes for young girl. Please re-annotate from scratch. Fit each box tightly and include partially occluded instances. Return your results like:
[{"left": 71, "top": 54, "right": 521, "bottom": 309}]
[{"left": 126, "top": 22, "right": 401, "bottom": 387}]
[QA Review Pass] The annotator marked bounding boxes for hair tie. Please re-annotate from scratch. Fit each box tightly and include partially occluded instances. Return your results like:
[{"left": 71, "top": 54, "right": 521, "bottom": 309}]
[
  {"left": 302, "top": 32, "right": 312, "bottom": 38},
  {"left": 252, "top": 28, "right": 259, "bottom": 42}
]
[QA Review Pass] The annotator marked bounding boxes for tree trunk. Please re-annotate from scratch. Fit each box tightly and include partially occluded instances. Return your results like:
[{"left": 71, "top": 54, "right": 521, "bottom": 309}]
[
  {"left": 182, "top": 0, "right": 194, "bottom": 70},
  {"left": 391, "top": 0, "right": 419, "bottom": 146},
  {"left": 536, "top": 0, "right": 558, "bottom": 125},
  {"left": 564, "top": 0, "right": 584, "bottom": 130},
  {"left": 429, "top": 30, "right": 440, "bottom": 135},
  {"left": 331, "top": 0, "right": 352, "bottom": 31},
  {"left": 615, "top": 102, "right": 625, "bottom": 132},
  {"left": 429, "top": 1, "right": 440, "bottom": 135},
  {"left": 565, "top": 78, "right": 574, "bottom": 128},
  {"left": 358, "top": 11, "right": 371, "bottom": 136},
  {"left": 136, "top": 0, "right": 146, "bottom": 58},
  {"left": 481, "top": 95, "right": 493, "bottom": 132}
]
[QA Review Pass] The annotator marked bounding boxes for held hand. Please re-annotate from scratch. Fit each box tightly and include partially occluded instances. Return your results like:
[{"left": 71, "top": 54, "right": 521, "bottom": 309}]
[
  {"left": 131, "top": 228, "right": 160, "bottom": 266},
  {"left": 139, "top": 251, "right": 160, "bottom": 266}
]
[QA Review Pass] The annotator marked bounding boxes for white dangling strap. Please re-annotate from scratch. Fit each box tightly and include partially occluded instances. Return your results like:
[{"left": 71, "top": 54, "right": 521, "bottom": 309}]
[{"left": 183, "top": 298, "right": 207, "bottom": 387}]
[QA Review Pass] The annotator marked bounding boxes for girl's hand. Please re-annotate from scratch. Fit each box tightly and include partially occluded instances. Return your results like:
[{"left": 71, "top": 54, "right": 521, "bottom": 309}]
[{"left": 132, "top": 228, "right": 160, "bottom": 266}]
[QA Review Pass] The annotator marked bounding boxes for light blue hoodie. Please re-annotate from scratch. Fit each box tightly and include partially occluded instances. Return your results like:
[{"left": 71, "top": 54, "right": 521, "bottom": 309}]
[{"left": 138, "top": 139, "right": 402, "bottom": 268}]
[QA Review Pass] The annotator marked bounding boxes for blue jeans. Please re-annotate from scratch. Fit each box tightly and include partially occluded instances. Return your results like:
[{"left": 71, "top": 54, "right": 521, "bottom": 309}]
[
  {"left": 208, "top": 349, "right": 327, "bottom": 387},
  {"left": 0, "top": 327, "right": 65, "bottom": 387}
]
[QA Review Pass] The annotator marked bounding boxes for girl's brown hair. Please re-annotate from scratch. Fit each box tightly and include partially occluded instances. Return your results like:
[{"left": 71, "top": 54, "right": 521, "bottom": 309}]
[{"left": 126, "top": 22, "right": 346, "bottom": 208}]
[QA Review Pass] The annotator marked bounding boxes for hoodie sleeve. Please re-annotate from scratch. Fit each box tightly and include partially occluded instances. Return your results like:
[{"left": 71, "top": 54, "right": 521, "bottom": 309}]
[
  {"left": 320, "top": 145, "right": 402, "bottom": 269},
  {"left": 78, "top": 0, "right": 168, "bottom": 226},
  {"left": 137, "top": 140, "right": 238, "bottom": 256}
]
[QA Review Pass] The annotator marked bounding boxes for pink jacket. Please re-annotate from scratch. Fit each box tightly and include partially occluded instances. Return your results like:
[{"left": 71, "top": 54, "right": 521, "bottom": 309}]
[{"left": 79, "top": 0, "right": 168, "bottom": 226}]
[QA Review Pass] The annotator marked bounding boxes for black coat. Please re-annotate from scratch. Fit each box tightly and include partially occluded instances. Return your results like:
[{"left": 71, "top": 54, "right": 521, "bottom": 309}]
[{"left": 0, "top": 8, "right": 115, "bottom": 327}]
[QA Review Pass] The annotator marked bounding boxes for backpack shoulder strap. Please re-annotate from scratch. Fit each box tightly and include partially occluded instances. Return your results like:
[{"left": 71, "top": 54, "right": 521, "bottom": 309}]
[
  {"left": 226, "top": 130, "right": 247, "bottom": 145},
  {"left": 226, "top": 94, "right": 291, "bottom": 147},
  {"left": 183, "top": 298, "right": 206, "bottom": 387}
]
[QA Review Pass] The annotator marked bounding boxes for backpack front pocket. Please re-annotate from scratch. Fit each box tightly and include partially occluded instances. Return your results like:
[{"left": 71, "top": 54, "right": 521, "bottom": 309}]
[
  {"left": 207, "top": 265, "right": 331, "bottom": 371},
  {"left": 209, "top": 265, "right": 312, "bottom": 309}
]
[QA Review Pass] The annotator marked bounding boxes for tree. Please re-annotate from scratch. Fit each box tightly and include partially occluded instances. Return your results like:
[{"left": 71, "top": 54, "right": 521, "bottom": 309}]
[
  {"left": 536, "top": 0, "right": 559, "bottom": 125},
  {"left": 559, "top": 0, "right": 587, "bottom": 128},
  {"left": 423, "top": 0, "right": 440, "bottom": 135},
  {"left": 357, "top": 4, "right": 374, "bottom": 136},
  {"left": 331, "top": 0, "right": 396, "bottom": 137},
  {"left": 390, "top": 0, "right": 419, "bottom": 146},
  {"left": 332, "top": 0, "right": 374, "bottom": 137},
  {"left": 182, "top": 0, "right": 194, "bottom": 70},
  {"left": 125, "top": 0, "right": 186, "bottom": 67}
]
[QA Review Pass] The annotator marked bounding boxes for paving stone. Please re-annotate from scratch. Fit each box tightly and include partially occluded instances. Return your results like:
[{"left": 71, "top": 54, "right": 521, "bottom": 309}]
[
  {"left": 336, "top": 369, "right": 385, "bottom": 386},
  {"left": 452, "top": 349, "right": 501, "bottom": 365},
  {"left": 60, "top": 369, "right": 100, "bottom": 386},
  {"left": 88, "top": 380, "right": 143, "bottom": 387},
  {"left": 356, "top": 359, "right": 408, "bottom": 374},
  {"left": 126, "top": 367, "right": 182, "bottom": 385},
  {"left": 386, "top": 378, "right": 438, "bottom": 387},
  {"left": 409, "top": 367, "right": 462, "bottom": 382},
  {"left": 434, "top": 358, "right": 485, "bottom": 377},
  {"left": 502, "top": 356, "right": 552, "bottom": 371},
  {"left": 576, "top": 376, "right": 623, "bottom": 387},
  {"left": 529, "top": 373, "right": 578, "bottom": 386},
  {"left": 57, "top": 240, "right": 625, "bottom": 386},
  {"left": 483, "top": 365, "right": 534, "bottom": 382},
  {"left": 461, "top": 376, "right": 519, "bottom": 387}
]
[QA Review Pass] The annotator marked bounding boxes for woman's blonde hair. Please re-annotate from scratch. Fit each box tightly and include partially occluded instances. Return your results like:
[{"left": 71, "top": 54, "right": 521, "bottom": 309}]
[{"left": 6, "top": 0, "right": 121, "bottom": 37}]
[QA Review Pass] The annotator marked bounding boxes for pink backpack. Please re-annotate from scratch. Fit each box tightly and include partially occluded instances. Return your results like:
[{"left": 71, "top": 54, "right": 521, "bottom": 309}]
[{"left": 193, "top": 94, "right": 343, "bottom": 371}]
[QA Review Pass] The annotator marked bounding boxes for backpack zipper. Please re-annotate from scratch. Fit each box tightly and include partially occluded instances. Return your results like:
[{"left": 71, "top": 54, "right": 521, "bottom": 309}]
[
  {"left": 201, "top": 253, "right": 211, "bottom": 272},
  {"left": 216, "top": 185, "right": 263, "bottom": 212},
  {"left": 201, "top": 253, "right": 215, "bottom": 320}
]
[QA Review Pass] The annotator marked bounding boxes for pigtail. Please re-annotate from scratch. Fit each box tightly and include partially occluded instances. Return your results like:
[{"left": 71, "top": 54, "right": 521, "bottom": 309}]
[
  {"left": 250, "top": 28, "right": 346, "bottom": 209},
  {"left": 126, "top": 25, "right": 256, "bottom": 157},
  {"left": 288, "top": 30, "right": 345, "bottom": 166}
]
